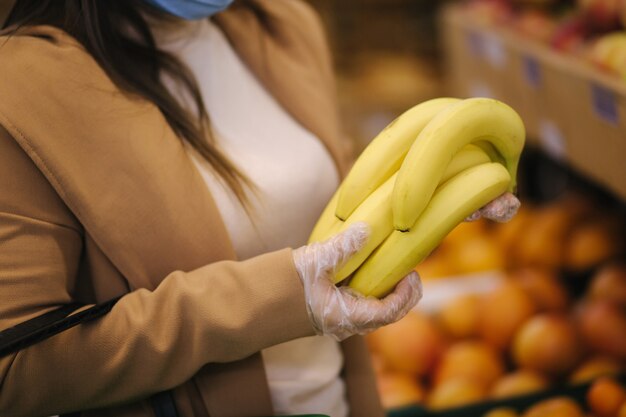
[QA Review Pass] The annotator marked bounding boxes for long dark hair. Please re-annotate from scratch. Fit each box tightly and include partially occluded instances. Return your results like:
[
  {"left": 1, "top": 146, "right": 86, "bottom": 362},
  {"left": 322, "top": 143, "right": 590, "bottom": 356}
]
[{"left": 2, "top": 0, "right": 254, "bottom": 207}]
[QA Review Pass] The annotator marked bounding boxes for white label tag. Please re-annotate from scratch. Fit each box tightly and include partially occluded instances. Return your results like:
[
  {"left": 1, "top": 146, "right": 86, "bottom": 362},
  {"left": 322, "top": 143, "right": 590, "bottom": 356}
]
[
  {"left": 482, "top": 33, "right": 507, "bottom": 69},
  {"left": 591, "top": 84, "right": 619, "bottom": 125},
  {"left": 539, "top": 119, "right": 567, "bottom": 161}
]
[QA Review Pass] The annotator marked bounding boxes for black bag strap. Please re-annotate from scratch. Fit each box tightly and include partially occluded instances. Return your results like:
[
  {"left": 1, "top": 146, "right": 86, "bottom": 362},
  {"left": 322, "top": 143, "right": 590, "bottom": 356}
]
[
  {"left": 0, "top": 298, "right": 179, "bottom": 417},
  {"left": 0, "top": 298, "right": 120, "bottom": 356}
]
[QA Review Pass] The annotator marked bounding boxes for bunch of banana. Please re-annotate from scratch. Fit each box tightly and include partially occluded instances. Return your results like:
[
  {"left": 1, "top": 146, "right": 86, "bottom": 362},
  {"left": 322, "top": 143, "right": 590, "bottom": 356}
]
[{"left": 308, "top": 97, "right": 525, "bottom": 298}]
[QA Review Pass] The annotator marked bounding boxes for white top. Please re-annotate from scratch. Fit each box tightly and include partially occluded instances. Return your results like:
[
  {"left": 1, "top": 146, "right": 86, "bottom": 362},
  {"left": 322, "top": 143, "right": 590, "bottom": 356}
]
[{"left": 152, "top": 18, "right": 347, "bottom": 417}]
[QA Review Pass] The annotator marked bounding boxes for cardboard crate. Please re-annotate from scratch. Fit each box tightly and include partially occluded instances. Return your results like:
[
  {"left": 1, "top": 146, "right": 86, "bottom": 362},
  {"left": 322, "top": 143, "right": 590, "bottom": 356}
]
[
  {"left": 440, "top": 8, "right": 521, "bottom": 108},
  {"left": 440, "top": 4, "right": 626, "bottom": 201}
]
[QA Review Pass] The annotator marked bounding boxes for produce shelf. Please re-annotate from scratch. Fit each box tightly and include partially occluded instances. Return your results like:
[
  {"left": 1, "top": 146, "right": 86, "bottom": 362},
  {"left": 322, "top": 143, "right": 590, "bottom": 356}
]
[
  {"left": 387, "top": 373, "right": 626, "bottom": 417},
  {"left": 440, "top": 3, "right": 626, "bottom": 201}
]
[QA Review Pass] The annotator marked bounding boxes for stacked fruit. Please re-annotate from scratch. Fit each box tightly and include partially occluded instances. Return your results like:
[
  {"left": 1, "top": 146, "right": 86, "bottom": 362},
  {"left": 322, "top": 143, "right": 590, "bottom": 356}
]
[
  {"left": 416, "top": 191, "right": 626, "bottom": 279},
  {"left": 587, "top": 31, "right": 626, "bottom": 79},
  {"left": 463, "top": 0, "right": 626, "bottom": 80},
  {"left": 484, "top": 376, "right": 626, "bottom": 416},
  {"left": 308, "top": 97, "right": 525, "bottom": 298},
  {"left": 367, "top": 262, "right": 626, "bottom": 412},
  {"left": 483, "top": 376, "right": 626, "bottom": 417}
]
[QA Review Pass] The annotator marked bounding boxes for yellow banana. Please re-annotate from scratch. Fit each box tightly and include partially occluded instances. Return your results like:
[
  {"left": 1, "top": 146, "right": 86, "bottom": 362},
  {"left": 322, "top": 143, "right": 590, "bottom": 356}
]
[
  {"left": 333, "top": 173, "right": 397, "bottom": 283},
  {"left": 474, "top": 140, "right": 505, "bottom": 165},
  {"left": 439, "top": 144, "right": 492, "bottom": 183},
  {"left": 349, "top": 162, "right": 511, "bottom": 298},
  {"left": 335, "top": 97, "right": 462, "bottom": 221},
  {"left": 330, "top": 145, "right": 491, "bottom": 282},
  {"left": 391, "top": 98, "right": 525, "bottom": 231},
  {"left": 308, "top": 187, "right": 343, "bottom": 244}
]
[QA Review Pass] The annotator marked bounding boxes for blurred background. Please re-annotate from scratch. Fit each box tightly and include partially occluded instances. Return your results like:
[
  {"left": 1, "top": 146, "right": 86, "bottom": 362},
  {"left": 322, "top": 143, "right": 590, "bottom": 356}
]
[
  {"left": 303, "top": 1, "right": 626, "bottom": 416},
  {"left": 306, "top": 0, "right": 451, "bottom": 153}
]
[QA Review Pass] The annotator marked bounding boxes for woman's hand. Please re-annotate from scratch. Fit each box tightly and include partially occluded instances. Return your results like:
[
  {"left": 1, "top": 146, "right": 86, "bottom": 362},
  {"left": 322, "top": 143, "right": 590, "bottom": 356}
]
[
  {"left": 292, "top": 223, "right": 422, "bottom": 341},
  {"left": 466, "top": 192, "right": 521, "bottom": 223}
]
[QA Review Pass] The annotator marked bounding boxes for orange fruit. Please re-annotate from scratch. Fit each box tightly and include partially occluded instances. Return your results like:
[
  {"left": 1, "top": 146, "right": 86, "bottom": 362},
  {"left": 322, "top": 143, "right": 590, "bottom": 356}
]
[
  {"left": 415, "top": 254, "right": 455, "bottom": 279},
  {"left": 516, "top": 194, "right": 596, "bottom": 269},
  {"left": 512, "top": 314, "right": 582, "bottom": 376},
  {"left": 565, "top": 217, "right": 624, "bottom": 271},
  {"left": 521, "top": 396, "right": 584, "bottom": 417},
  {"left": 484, "top": 408, "right": 520, "bottom": 417},
  {"left": 434, "top": 340, "right": 505, "bottom": 388},
  {"left": 428, "top": 377, "right": 487, "bottom": 410},
  {"left": 512, "top": 267, "right": 570, "bottom": 312},
  {"left": 587, "top": 262, "right": 626, "bottom": 305},
  {"left": 493, "top": 203, "right": 533, "bottom": 265},
  {"left": 478, "top": 282, "right": 537, "bottom": 350},
  {"left": 515, "top": 205, "right": 576, "bottom": 269},
  {"left": 576, "top": 299, "right": 626, "bottom": 360},
  {"left": 447, "top": 233, "right": 506, "bottom": 274},
  {"left": 491, "top": 370, "right": 550, "bottom": 399},
  {"left": 375, "top": 372, "right": 424, "bottom": 409},
  {"left": 370, "top": 310, "right": 445, "bottom": 376},
  {"left": 436, "top": 293, "right": 480, "bottom": 339},
  {"left": 570, "top": 356, "right": 624, "bottom": 384},
  {"left": 586, "top": 377, "right": 626, "bottom": 417},
  {"left": 443, "top": 218, "right": 489, "bottom": 248}
]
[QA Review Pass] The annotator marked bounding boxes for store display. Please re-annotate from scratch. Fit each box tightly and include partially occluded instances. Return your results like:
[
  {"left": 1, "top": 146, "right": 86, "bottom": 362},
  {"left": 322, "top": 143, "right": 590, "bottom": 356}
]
[
  {"left": 443, "top": 0, "right": 626, "bottom": 200},
  {"left": 367, "top": 260, "right": 625, "bottom": 414},
  {"left": 365, "top": 181, "right": 624, "bottom": 413},
  {"left": 304, "top": 1, "right": 625, "bottom": 415}
]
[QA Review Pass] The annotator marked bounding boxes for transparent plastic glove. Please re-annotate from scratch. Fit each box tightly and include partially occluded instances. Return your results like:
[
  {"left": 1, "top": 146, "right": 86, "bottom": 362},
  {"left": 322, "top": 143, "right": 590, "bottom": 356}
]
[
  {"left": 292, "top": 222, "right": 423, "bottom": 342},
  {"left": 465, "top": 192, "right": 521, "bottom": 223}
]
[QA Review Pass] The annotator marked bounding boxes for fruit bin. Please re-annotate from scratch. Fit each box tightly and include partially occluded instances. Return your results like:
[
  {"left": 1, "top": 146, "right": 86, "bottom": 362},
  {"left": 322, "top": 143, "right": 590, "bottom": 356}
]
[
  {"left": 368, "top": 265, "right": 626, "bottom": 417},
  {"left": 388, "top": 374, "right": 626, "bottom": 417},
  {"left": 367, "top": 150, "right": 626, "bottom": 416},
  {"left": 439, "top": 2, "right": 626, "bottom": 201}
]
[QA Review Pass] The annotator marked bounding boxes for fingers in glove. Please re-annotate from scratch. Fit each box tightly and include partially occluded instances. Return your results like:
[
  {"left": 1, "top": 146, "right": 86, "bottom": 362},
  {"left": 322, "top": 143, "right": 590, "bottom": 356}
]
[
  {"left": 465, "top": 192, "right": 520, "bottom": 223},
  {"left": 480, "top": 192, "right": 520, "bottom": 222},
  {"left": 292, "top": 221, "right": 370, "bottom": 283},
  {"left": 321, "top": 222, "right": 370, "bottom": 275},
  {"left": 341, "top": 271, "right": 423, "bottom": 331},
  {"left": 465, "top": 210, "right": 483, "bottom": 222},
  {"left": 380, "top": 271, "right": 423, "bottom": 320}
]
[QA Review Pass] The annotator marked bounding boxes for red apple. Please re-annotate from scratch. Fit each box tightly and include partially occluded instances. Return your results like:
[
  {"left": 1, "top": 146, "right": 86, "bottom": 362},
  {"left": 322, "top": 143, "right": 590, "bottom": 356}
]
[
  {"left": 578, "top": 0, "right": 623, "bottom": 31},
  {"left": 550, "top": 15, "right": 590, "bottom": 52}
]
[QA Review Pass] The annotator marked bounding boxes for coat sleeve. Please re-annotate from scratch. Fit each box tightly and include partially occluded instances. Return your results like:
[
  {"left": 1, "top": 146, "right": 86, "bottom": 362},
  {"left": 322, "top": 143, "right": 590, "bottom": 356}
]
[{"left": 0, "top": 127, "right": 315, "bottom": 417}]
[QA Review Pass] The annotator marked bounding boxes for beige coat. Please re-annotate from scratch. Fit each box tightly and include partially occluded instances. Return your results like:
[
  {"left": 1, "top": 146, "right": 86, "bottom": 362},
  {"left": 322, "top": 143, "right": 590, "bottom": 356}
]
[{"left": 0, "top": 1, "right": 383, "bottom": 416}]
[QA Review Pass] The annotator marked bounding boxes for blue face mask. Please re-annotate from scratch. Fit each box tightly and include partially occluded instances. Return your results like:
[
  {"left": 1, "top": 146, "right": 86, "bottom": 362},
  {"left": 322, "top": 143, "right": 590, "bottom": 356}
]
[{"left": 145, "top": 0, "right": 234, "bottom": 20}]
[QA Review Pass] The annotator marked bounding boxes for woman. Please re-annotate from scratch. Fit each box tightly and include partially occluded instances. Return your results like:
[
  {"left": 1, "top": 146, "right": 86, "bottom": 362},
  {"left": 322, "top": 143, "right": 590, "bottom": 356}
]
[{"left": 0, "top": 1, "right": 516, "bottom": 416}]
